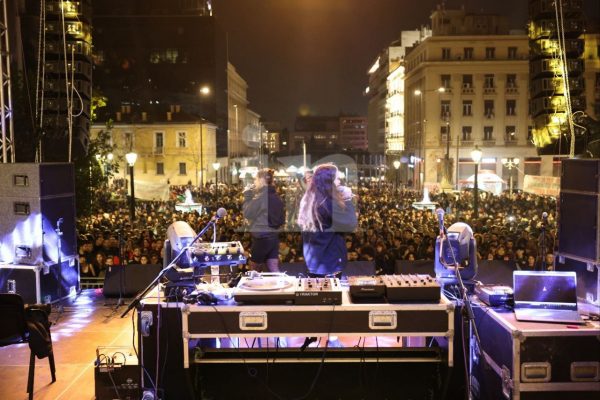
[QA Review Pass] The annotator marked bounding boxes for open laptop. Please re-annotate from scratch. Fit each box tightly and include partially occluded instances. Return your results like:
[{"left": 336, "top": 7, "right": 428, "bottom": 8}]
[{"left": 513, "top": 271, "right": 585, "bottom": 324}]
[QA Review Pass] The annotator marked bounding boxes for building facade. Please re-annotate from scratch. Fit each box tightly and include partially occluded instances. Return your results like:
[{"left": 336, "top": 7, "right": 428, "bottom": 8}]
[
  {"left": 404, "top": 7, "right": 537, "bottom": 189},
  {"left": 339, "top": 116, "right": 368, "bottom": 150},
  {"left": 92, "top": 0, "right": 229, "bottom": 157},
  {"left": 227, "top": 62, "right": 251, "bottom": 159},
  {"left": 91, "top": 112, "right": 217, "bottom": 190}
]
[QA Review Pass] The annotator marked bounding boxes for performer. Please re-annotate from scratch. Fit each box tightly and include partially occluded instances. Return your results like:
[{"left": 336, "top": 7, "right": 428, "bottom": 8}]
[
  {"left": 243, "top": 168, "right": 285, "bottom": 272},
  {"left": 298, "top": 163, "right": 358, "bottom": 277}
]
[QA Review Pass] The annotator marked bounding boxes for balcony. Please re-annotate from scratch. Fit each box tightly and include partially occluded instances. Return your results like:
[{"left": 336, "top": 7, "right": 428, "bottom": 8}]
[
  {"left": 462, "top": 84, "right": 474, "bottom": 94},
  {"left": 483, "top": 87, "right": 496, "bottom": 95},
  {"left": 483, "top": 139, "right": 496, "bottom": 147},
  {"left": 506, "top": 86, "right": 519, "bottom": 95}
]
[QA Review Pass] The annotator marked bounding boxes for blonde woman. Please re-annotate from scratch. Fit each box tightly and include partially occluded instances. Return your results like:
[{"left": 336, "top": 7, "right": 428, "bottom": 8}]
[
  {"left": 297, "top": 164, "right": 357, "bottom": 277},
  {"left": 243, "top": 169, "right": 285, "bottom": 272}
]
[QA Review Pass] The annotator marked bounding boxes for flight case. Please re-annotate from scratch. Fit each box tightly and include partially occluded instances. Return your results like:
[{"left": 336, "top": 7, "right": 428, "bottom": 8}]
[{"left": 470, "top": 303, "right": 600, "bottom": 400}]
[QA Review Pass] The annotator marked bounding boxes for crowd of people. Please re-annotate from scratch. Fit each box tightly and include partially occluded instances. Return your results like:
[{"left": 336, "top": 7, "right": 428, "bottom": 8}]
[{"left": 77, "top": 177, "right": 557, "bottom": 278}]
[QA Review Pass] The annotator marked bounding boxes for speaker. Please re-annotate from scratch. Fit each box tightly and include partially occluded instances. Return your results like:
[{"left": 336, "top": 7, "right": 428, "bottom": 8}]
[
  {"left": 559, "top": 159, "right": 600, "bottom": 263},
  {"left": 0, "top": 163, "right": 77, "bottom": 265},
  {"left": 555, "top": 254, "right": 599, "bottom": 316},
  {"left": 103, "top": 264, "right": 162, "bottom": 298},
  {"left": 560, "top": 158, "right": 600, "bottom": 193}
]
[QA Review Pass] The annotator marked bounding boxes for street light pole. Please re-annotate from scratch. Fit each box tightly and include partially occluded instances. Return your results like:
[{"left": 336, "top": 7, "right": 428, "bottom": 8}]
[
  {"left": 471, "top": 146, "right": 482, "bottom": 219},
  {"left": 125, "top": 152, "right": 138, "bottom": 222},
  {"left": 502, "top": 157, "right": 520, "bottom": 197},
  {"left": 213, "top": 162, "right": 221, "bottom": 199},
  {"left": 393, "top": 160, "right": 401, "bottom": 191}
]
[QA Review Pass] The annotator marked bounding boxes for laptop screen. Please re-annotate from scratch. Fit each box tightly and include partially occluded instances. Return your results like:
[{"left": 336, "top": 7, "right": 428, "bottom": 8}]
[{"left": 513, "top": 271, "right": 577, "bottom": 307}]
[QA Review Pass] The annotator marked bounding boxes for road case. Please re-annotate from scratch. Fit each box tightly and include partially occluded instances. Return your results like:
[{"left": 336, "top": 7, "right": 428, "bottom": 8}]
[
  {"left": 0, "top": 256, "right": 79, "bottom": 304},
  {"left": 470, "top": 303, "right": 600, "bottom": 400}
]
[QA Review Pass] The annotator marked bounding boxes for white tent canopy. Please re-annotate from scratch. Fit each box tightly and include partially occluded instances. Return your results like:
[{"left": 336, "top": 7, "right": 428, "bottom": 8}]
[{"left": 459, "top": 169, "right": 506, "bottom": 195}]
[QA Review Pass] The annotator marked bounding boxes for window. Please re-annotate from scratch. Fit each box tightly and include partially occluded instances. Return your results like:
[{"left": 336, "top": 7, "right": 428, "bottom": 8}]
[
  {"left": 179, "top": 162, "right": 187, "bottom": 175},
  {"left": 177, "top": 131, "right": 187, "bottom": 148},
  {"left": 441, "top": 74, "right": 451, "bottom": 89},
  {"left": 528, "top": 125, "right": 533, "bottom": 142},
  {"left": 440, "top": 125, "right": 449, "bottom": 138},
  {"left": 485, "top": 47, "right": 495, "bottom": 59},
  {"left": 464, "top": 47, "right": 474, "bottom": 60},
  {"left": 124, "top": 131, "right": 134, "bottom": 149},
  {"left": 506, "top": 126, "right": 517, "bottom": 141},
  {"left": 441, "top": 100, "right": 451, "bottom": 118},
  {"left": 508, "top": 47, "right": 518, "bottom": 59},
  {"left": 156, "top": 162, "right": 165, "bottom": 175},
  {"left": 484, "top": 74, "right": 495, "bottom": 88},
  {"left": 164, "top": 49, "right": 178, "bottom": 63},
  {"left": 462, "top": 74, "right": 473, "bottom": 88},
  {"left": 506, "top": 74, "right": 517, "bottom": 88},
  {"left": 506, "top": 100, "right": 516, "bottom": 116},
  {"left": 462, "top": 126, "right": 472, "bottom": 141},
  {"left": 462, "top": 100, "right": 472, "bottom": 116},
  {"left": 484, "top": 126, "right": 494, "bottom": 140},
  {"left": 442, "top": 48, "right": 451, "bottom": 60},
  {"left": 154, "top": 132, "right": 164, "bottom": 154},
  {"left": 484, "top": 100, "right": 494, "bottom": 117}
]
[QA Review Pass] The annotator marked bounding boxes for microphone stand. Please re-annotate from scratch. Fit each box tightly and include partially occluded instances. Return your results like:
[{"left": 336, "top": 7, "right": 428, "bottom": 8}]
[
  {"left": 120, "top": 215, "right": 218, "bottom": 318},
  {"left": 439, "top": 226, "right": 485, "bottom": 400},
  {"left": 538, "top": 218, "right": 547, "bottom": 272}
]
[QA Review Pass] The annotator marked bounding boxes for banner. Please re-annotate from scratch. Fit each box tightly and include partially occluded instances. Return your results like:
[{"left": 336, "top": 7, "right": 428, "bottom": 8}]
[
  {"left": 133, "top": 180, "right": 171, "bottom": 201},
  {"left": 523, "top": 175, "right": 560, "bottom": 197}
]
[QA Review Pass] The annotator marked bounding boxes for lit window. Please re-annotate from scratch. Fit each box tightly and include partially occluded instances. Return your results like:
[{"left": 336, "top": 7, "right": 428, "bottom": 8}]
[{"left": 177, "top": 131, "right": 187, "bottom": 148}]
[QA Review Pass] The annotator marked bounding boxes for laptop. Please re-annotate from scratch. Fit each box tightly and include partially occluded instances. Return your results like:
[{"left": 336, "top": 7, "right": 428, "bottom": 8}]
[{"left": 513, "top": 271, "right": 585, "bottom": 324}]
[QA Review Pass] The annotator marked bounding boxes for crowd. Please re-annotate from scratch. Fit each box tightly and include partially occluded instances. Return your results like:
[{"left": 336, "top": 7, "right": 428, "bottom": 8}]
[{"left": 77, "top": 179, "right": 557, "bottom": 278}]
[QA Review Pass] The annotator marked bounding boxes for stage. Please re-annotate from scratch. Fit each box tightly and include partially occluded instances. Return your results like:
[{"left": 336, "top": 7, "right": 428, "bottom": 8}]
[
  {"left": 0, "top": 290, "right": 133, "bottom": 400},
  {"left": 0, "top": 290, "right": 421, "bottom": 400}
]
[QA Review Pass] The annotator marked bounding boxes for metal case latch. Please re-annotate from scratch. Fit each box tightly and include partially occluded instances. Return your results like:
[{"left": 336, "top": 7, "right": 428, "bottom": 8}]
[{"left": 239, "top": 311, "right": 268, "bottom": 330}]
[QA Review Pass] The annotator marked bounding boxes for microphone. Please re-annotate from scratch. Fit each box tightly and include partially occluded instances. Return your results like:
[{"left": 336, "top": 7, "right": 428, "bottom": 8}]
[
  {"left": 436, "top": 208, "right": 445, "bottom": 235},
  {"left": 213, "top": 207, "right": 227, "bottom": 221},
  {"left": 542, "top": 211, "right": 548, "bottom": 220}
]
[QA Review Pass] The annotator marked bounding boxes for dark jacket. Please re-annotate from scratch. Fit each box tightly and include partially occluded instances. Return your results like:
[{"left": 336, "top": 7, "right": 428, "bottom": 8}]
[
  {"left": 302, "top": 198, "right": 358, "bottom": 275},
  {"left": 243, "top": 186, "right": 285, "bottom": 238}
]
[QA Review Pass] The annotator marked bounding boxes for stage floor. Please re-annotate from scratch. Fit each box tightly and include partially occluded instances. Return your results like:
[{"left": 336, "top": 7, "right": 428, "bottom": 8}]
[
  {"left": 0, "top": 290, "right": 407, "bottom": 400},
  {"left": 0, "top": 290, "right": 134, "bottom": 400}
]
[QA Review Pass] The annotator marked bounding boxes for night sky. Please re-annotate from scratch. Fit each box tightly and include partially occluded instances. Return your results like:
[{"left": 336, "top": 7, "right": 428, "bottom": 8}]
[{"left": 212, "top": 0, "right": 533, "bottom": 130}]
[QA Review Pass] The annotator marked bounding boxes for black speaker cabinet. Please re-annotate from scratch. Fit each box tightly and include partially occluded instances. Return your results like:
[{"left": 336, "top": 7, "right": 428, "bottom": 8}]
[
  {"left": 559, "top": 159, "right": 600, "bottom": 263},
  {"left": 103, "top": 264, "right": 162, "bottom": 298},
  {"left": 0, "top": 163, "right": 77, "bottom": 265},
  {"left": 560, "top": 158, "right": 600, "bottom": 193}
]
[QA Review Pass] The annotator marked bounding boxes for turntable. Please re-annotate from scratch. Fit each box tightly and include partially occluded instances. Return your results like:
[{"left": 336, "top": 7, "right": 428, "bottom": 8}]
[{"left": 233, "top": 272, "right": 297, "bottom": 304}]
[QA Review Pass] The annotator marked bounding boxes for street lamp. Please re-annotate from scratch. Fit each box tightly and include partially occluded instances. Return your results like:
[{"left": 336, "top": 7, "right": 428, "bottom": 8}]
[
  {"left": 200, "top": 85, "right": 211, "bottom": 96},
  {"left": 213, "top": 162, "right": 221, "bottom": 198},
  {"left": 501, "top": 157, "right": 520, "bottom": 196},
  {"left": 470, "top": 146, "right": 482, "bottom": 219},
  {"left": 413, "top": 86, "right": 446, "bottom": 192},
  {"left": 393, "top": 160, "right": 401, "bottom": 190},
  {"left": 125, "top": 152, "right": 138, "bottom": 222}
]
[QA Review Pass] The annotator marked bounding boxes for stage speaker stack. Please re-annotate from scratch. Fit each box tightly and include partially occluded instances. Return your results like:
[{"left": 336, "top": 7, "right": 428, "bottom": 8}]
[
  {"left": 0, "top": 163, "right": 79, "bottom": 303},
  {"left": 556, "top": 158, "right": 600, "bottom": 315}
]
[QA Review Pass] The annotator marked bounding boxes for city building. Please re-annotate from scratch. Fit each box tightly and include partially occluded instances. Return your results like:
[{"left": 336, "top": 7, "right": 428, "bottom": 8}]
[
  {"left": 262, "top": 121, "right": 282, "bottom": 154},
  {"left": 403, "top": 6, "right": 537, "bottom": 189},
  {"left": 91, "top": 111, "right": 218, "bottom": 192},
  {"left": 290, "top": 116, "right": 340, "bottom": 153},
  {"left": 339, "top": 116, "right": 368, "bottom": 150},
  {"left": 92, "top": 0, "right": 229, "bottom": 158},
  {"left": 227, "top": 62, "right": 251, "bottom": 159},
  {"left": 17, "top": 0, "right": 93, "bottom": 161},
  {"left": 528, "top": 0, "right": 586, "bottom": 155},
  {"left": 367, "top": 29, "right": 431, "bottom": 158}
]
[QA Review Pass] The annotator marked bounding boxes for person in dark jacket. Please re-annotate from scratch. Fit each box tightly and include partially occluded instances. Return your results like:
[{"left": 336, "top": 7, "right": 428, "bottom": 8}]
[
  {"left": 243, "top": 169, "right": 285, "bottom": 272},
  {"left": 297, "top": 163, "right": 358, "bottom": 276}
]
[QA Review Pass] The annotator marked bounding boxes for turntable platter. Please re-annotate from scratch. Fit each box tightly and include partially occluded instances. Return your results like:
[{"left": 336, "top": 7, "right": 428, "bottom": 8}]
[{"left": 238, "top": 277, "right": 294, "bottom": 291}]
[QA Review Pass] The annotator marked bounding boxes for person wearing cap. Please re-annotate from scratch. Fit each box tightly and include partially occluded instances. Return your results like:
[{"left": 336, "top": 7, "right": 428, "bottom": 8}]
[{"left": 243, "top": 168, "right": 285, "bottom": 272}]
